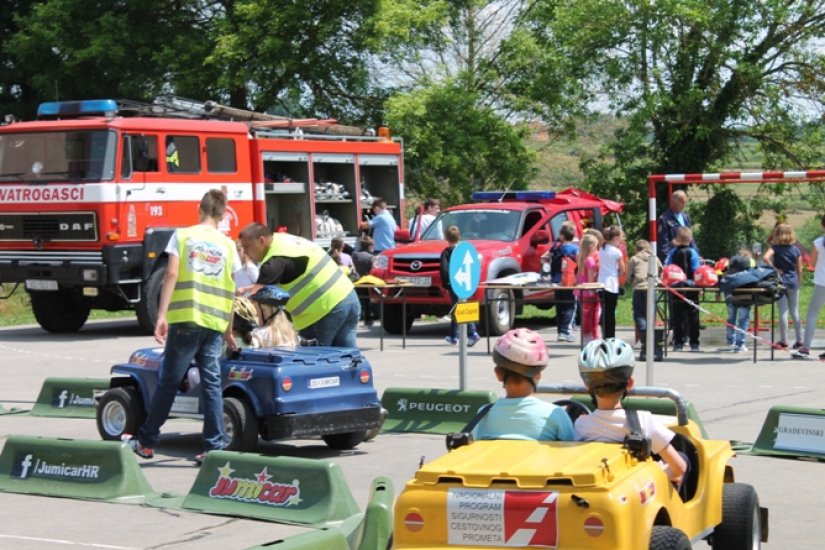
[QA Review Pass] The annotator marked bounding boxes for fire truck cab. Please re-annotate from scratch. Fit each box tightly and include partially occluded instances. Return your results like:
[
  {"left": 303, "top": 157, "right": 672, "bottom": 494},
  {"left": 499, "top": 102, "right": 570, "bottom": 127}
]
[{"left": 0, "top": 97, "right": 404, "bottom": 333}]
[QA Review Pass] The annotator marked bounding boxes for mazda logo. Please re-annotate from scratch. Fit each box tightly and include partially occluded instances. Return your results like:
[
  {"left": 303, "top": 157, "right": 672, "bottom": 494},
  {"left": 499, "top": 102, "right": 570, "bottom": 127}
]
[{"left": 410, "top": 260, "right": 423, "bottom": 271}]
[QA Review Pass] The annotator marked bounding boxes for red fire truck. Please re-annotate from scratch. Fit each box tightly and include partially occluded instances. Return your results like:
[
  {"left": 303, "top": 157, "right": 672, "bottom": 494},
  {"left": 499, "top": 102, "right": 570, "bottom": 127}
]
[{"left": 0, "top": 97, "right": 404, "bottom": 333}]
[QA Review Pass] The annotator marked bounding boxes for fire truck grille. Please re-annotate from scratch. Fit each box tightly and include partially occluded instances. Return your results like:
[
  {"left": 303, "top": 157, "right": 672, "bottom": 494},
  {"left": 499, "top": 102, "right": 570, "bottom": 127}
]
[
  {"left": 393, "top": 257, "right": 441, "bottom": 275},
  {"left": 0, "top": 212, "right": 98, "bottom": 242}
]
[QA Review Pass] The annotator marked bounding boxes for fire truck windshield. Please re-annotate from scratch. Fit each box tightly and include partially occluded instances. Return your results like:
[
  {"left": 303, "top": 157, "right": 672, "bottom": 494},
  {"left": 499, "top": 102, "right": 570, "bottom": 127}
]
[
  {"left": 421, "top": 209, "right": 522, "bottom": 242},
  {"left": 0, "top": 130, "right": 116, "bottom": 182}
]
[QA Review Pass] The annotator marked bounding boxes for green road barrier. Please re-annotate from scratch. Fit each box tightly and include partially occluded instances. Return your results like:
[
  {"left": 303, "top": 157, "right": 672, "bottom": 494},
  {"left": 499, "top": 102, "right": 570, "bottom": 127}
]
[
  {"left": 0, "top": 403, "right": 28, "bottom": 415},
  {"left": 381, "top": 388, "right": 496, "bottom": 434},
  {"left": 183, "top": 450, "right": 360, "bottom": 526},
  {"left": 351, "top": 477, "right": 394, "bottom": 550},
  {"left": 0, "top": 435, "right": 154, "bottom": 503},
  {"left": 571, "top": 395, "right": 709, "bottom": 439},
  {"left": 748, "top": 405, "right": 825, "bottom": 460},
  {"left": 245, "top": 528, "right": 351, "bottom": 550},
  {"left": 246, "top": 477, "right": 394, "bottom": 550},
  {"left": 31, "top": 377, "right": 109, "bottom": 419}
]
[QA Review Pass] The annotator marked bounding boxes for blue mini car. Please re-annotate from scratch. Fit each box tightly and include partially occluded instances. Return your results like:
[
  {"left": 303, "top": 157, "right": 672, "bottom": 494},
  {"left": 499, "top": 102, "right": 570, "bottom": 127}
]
[{"left": 95, "top": 346, "right": 383, "bottom": 452}]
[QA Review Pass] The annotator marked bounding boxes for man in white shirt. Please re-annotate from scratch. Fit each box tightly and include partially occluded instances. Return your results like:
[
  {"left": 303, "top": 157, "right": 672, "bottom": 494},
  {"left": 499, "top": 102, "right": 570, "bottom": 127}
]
[{"left": 408, "top": 197, "right": 441, "bottom": 239}]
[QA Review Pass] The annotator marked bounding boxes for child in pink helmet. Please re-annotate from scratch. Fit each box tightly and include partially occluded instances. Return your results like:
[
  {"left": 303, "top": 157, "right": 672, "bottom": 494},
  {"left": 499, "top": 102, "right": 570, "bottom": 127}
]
[{"left": 471, "top": 328, "right": 576, "bottom": 441}]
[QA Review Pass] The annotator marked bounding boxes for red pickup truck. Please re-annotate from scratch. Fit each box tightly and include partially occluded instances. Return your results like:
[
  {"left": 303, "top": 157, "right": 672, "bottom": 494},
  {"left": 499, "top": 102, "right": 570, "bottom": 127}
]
[{"left": 371, "top": 189, "right": 624, "bottom": 335}]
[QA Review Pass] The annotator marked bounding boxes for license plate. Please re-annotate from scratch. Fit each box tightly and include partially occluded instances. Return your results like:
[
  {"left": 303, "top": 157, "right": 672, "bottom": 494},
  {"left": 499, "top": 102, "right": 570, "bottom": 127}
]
[
  {"left": 396, "top": 276, "right": 431, "bottom": 287},
  {"left": 309, "top": 376, "right": 341, "bottom": 389},
  {"left": 25, "top": 279, "right": 58, "bottom": 291}
]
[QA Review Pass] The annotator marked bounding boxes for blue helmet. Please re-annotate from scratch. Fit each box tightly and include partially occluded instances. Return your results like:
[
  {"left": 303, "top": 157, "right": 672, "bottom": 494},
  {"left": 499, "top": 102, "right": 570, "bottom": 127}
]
[{"left": 249, "top": 285, "right": 290, "bottom": 307}]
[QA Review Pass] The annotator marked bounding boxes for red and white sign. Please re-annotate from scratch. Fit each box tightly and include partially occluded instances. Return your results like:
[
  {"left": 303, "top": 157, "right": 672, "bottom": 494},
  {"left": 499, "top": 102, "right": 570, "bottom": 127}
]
[{"left": 446, "top": 488, "right": 558, "bottom": 547}]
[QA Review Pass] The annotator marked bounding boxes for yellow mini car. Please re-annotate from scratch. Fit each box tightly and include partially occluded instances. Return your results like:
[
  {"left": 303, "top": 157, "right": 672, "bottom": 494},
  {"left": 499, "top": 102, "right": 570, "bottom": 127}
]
[{"left": 393, "top": 385, "right": 768, "bottom": 549}]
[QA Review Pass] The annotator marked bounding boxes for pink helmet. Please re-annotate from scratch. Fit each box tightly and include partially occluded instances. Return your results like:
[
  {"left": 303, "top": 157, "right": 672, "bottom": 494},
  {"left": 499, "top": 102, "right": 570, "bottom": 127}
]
[
  {"left": 694, "top": 265, "right": 719, "bottom": 287},
  {"left": 662, "top": 264, "right": 687, "bottom": 287},
  {"left": 493, "top": 328, "right": 549, "bottom": 378}
]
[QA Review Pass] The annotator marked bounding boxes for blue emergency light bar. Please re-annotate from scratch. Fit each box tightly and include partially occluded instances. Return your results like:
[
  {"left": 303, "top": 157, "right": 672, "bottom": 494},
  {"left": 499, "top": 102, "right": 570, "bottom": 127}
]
[
  {"left": 472, "top": 190, "right": 557, "bottom": 202},
  {"left": 37, "top": 99, "right": 119, "bottom": 118}
]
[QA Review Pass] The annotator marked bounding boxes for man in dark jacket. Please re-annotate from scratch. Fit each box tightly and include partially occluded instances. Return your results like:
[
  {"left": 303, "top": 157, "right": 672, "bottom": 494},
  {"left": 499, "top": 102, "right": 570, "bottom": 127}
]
[{"left": 657, "top": 190, "right": 700, "bottom": 263}]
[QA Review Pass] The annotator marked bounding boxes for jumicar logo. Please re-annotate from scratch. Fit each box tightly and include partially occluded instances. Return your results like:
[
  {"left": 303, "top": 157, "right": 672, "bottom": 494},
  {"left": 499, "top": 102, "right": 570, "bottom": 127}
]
[
  {"left": 208, "top": 462, "right": 301, "bottom": 507},
  {"left": 17, "top": 454, "right": 33, "bottom": 479},
  {"left": 12, "top": 452, "right": 100, "bottom": 481},
  {"left": 52, "top": 389, "right": 95, "bottom": 408}
]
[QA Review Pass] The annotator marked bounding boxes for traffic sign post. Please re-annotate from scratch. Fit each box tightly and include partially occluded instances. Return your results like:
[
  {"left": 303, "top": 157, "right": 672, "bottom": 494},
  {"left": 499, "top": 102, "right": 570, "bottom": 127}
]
[{"left": 449, "top": 242, "right": 481, "bottom": 390}]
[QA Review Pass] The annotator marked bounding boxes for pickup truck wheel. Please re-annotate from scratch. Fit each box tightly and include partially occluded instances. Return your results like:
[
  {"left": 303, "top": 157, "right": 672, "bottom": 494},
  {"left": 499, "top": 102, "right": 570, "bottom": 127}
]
[
  {"left": 97, "top": 387, "right": 145, "bottom": 441},
  {"left": 381, "top": 304, "right": 414, "bottom": 335},
  {"left": 322, "top": 431, "right": 367, "bottom": 450},
  {"left": 30, "top": 288, "right": 91, "bottom": 333},
  {"left": 223, "top": 397, "right": 259, "bottom": 452},
  {"left": 482, "top": 287, "right": 514, "bottom": 336},
  {"left": 136, "top": 260, "right": 167, "bottom": 335},
  {"left": 649, "top": 526, "right": 691, "bottom": 550},
  {"left": 712, "top": 483, "right": 761, "bottom": 550}
]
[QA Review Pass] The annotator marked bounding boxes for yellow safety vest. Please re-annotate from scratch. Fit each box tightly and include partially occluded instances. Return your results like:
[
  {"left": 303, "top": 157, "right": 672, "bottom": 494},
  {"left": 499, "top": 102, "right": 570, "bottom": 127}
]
[
  {"left": 166, "top": 149, "right": 179, "bottom": 170},
  {"left": 262, "top": 233, "right": 353, "bottom": 330},
  {"left": 167, "top": 225, "right": 236, "bottom": 332}
]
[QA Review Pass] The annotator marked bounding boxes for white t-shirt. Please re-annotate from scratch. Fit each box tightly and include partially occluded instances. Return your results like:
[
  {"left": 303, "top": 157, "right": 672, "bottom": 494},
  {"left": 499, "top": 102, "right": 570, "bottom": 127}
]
[
  {"left": 165, "top": 229, "right": 242, "bottom": 276},
  {"left": 409, "top": 213, "right": 436, "bottom": 237},
  {"left": 814, "top": 236, "right": 825, "bottom": 286},
  {"left": 598, "top": 244, "right": 623, "bottom": 293},
  {"left": 234, "top": 260, "right": 259, "bottom": 287},
  {"left": 574, "top": 408, "right": 676, "bottom": 454}
]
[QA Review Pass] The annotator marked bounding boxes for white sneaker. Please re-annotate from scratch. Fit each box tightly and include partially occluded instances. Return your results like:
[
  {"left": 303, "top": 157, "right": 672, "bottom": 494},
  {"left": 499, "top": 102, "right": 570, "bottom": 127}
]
[
  {"left": 733, "top": 345, "right": 747, "bottom": 353},
  {"left": 557, "top": 333, "right": 576, "bottom": 343}
]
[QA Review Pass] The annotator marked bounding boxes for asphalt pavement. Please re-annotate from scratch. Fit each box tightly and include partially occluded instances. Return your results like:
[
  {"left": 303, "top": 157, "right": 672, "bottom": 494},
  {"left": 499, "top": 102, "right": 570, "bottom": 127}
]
[{"left": 0, "top": 317, "right": 823, "bottom": 549}]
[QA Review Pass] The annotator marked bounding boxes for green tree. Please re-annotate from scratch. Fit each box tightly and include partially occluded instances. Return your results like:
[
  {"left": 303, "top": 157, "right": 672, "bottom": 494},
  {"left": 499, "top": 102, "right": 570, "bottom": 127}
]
[
  {"left": 386, "top": 82, "right": 535, "bottom": 204},
  {"left": 2, "top": 0, "right": 384, "bottom": 121},
  {"left": 0, "top": 1, "right": 48, "bottom": 117},
  {"left": 6, "top": 0, "right": 208, "bottom": 111},
  {"left": 205, "top": 0, "right": 382, "bottom": 119},
  {"left": 507, "top": 0, "right": 825, "bottom": 241},
  {"left": 375, "top": 1, "right": 535, "bottom": 202}
]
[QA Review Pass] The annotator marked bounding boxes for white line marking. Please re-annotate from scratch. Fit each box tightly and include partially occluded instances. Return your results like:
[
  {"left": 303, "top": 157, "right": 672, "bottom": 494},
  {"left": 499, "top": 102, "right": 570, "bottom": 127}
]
[{"left": 0, "top": 534, "right": 137, "bottom": 549}]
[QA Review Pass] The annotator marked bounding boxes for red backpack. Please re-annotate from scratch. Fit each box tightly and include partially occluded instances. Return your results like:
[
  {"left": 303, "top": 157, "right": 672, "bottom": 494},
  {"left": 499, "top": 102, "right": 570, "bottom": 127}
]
[{"left": 560, "top": 255, "right": 577, "bottom": 287}]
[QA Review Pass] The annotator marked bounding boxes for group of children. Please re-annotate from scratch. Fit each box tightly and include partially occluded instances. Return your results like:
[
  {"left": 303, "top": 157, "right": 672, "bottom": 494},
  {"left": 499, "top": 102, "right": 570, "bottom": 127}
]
[
  {"left": 544, "top": 222, "right": 628, "bottom": 345},
  {"left": 653, "top": 218, "right": 820, "bottom": 356},
  {"left": 473, "top": 329, "right": 686, "bottom": 484}
]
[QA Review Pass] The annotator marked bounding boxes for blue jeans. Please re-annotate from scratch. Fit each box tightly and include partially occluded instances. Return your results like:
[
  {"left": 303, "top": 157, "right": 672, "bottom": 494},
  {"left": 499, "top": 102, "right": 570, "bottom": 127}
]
[
  {"left": 556, "top": 289, "right": 575, "bottom": 336},
  {"left": 726, "top": 302, "right": 751, "bottom": 347},
  {"left": 301, "top": 289, "right": 361, "bottom": 347},
  {"left": 138, "top": 322, "right": 226, "bottom": 450},
  {"left": 632, "top": 289, "right": 648, "bottom": 333}
]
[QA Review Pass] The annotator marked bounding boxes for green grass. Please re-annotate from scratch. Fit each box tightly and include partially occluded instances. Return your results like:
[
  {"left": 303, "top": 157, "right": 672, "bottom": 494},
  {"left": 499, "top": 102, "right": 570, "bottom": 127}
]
[
  {"left": 0, "top": 284, "right": 134, "bottom": 328},
  {"left": 521, "top": 282, "right": 825, "bottom": 329}
]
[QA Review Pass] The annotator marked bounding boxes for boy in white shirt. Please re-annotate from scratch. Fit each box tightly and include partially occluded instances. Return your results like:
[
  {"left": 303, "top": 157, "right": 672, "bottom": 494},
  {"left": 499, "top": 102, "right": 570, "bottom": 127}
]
[{"left": 574, "top": 338, "right": 686, "bottom": 484}]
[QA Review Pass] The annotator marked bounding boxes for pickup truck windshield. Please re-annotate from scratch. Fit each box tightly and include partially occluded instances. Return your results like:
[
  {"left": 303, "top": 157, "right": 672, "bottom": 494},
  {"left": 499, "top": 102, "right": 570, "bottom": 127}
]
[
  {"left": 0, "top": 130, "right": 116, "bottom": 182},
  {"left": 421, "top": 209, "right": 523, "bottom": 242}
]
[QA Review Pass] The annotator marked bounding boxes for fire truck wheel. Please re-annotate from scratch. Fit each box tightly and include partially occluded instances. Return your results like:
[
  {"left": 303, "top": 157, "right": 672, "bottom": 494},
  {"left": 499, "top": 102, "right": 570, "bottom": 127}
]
[
  {"left": 136, "top": 260, "right": 167, "bottom": 335},
  {"left": 96, "top": 387, "right": 146, "bottom": 441},
  {"left": 381, "top": 303, "right": 415, "bottom": 335},
  {"left": 223, "top": 396, "right": 259, "bottom": 452},
  {"left": 481, "top": 287, "right": 514, "bottom": 336},
  {"left": 30, "top": 288, "right": 91, "bottom": 333}
]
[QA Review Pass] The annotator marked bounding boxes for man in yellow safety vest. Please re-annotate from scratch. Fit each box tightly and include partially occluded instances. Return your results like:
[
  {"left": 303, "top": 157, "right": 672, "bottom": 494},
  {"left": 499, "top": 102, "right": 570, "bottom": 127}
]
[
  {"left": 125, "top": 189, "right": 241, "bottom": 463},
  {"left": 238, "top": 223, "right": 361, "bottom": 347}
]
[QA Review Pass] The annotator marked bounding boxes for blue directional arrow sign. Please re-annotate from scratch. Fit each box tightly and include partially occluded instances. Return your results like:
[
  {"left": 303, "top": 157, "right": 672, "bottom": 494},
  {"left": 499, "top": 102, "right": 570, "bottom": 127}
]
[{"left": 449, "top": 242, "right": 481, "bottom": 300}]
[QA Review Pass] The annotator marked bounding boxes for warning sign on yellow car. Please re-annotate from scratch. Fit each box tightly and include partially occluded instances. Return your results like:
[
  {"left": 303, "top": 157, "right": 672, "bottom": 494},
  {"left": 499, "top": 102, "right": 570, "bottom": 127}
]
[{"left": 453, "top": 302, "right": 479, "bottom": 324}]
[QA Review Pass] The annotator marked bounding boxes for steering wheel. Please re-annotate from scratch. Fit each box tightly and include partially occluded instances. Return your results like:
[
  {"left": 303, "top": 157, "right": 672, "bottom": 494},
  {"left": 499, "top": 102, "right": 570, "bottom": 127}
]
[{"left": 553, "top": 398, "right": 592, "bottom": 423}]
